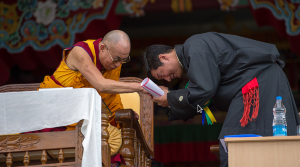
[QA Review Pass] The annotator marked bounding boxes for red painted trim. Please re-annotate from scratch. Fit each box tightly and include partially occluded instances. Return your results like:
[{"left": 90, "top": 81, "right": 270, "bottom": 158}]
[
  {"left": 73, "top": 41, "right": 94, "bottom": 62},
  {"left": 93, "top": 38, "right": 103, "bottom": 71}
]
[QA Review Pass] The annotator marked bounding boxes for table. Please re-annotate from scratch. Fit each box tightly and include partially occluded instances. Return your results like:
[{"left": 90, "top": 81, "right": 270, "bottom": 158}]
[
  {"left": 225, "top": 136, "right": 300, "bottom": 167},
  {"left": 0, "top": 88, "right": 102, "bottom": 167}
]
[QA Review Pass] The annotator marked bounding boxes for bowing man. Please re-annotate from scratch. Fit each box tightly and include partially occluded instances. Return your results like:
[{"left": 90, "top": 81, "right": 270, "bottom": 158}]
[{"left": 142, "top": 32, "right": 300, "bottom": 167}]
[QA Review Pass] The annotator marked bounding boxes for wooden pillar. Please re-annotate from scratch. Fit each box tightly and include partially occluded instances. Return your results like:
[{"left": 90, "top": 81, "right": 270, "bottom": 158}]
[
  {"left": 116, "top": 110, "right": 135, "bottom": 166},
  {"left": 119, "top": 126, "right": 135, "bottom": 166},
  {"left": 141, "top": 148, "right": 145, "bottom": 167},
  {"left": 58, "top": 149, "right": 64, "bottom": 163},
  {"left": 138, "top": 140, "right": 141, "bottom": 167},
  {"left": 23, "top": 151, "right": 30, "bottom": 166},
  {"left": 133, "top": 130, "right": 138, "bottom": 166},
  {"left": 146, "top": 158, "right": 151, "bottom": 167},
  {"left": 41, "top": 150, "right": 47, "bottom": 164},
  {"left": 101, "top": 103, "right": 111, "bottom": 167},
  {"left": 6, "top": 153, "right": 13, "bottom": 167}
]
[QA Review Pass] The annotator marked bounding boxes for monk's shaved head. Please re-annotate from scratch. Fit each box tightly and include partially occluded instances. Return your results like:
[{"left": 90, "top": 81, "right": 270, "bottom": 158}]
[
  {"left": 99, "top": 30, "right": 131, "bottom": 70},
  {"left": 102, "top": 30, "right": 130, "bottom": 49}
]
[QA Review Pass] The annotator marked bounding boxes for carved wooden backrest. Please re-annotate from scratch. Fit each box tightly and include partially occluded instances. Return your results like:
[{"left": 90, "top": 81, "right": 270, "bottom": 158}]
[{"left": 119, "top": 77, "right": 154, "bottom": 152}]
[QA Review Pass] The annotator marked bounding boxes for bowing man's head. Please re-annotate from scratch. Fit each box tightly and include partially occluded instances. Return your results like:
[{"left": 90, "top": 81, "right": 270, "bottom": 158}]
[
  {"left": 99, "top": 30, "right": 131, "bottom": 71},
  {"left": 143, "top": 45, "right": 184, "bottom": 82}
]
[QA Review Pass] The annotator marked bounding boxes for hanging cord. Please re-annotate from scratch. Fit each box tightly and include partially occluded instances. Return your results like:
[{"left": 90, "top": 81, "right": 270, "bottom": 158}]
[{"left": 102, "top": 99, "right": 112, "bottom": 115}]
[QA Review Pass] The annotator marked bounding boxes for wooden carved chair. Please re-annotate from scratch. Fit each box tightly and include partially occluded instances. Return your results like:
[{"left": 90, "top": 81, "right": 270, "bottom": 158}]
[{"left": 0, "top": 77, "right": 154, "bottom": 167}]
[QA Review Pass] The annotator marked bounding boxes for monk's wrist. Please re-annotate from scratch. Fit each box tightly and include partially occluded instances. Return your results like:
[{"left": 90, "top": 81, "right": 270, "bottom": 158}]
[{"left": 135, "top": 83, "right": 143, "bottom": 92}]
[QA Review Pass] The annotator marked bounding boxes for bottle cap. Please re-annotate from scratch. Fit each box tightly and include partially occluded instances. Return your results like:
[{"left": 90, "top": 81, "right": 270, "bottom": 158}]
[{"left": 276, "top": 96, "right": 282, "bottom": 100}]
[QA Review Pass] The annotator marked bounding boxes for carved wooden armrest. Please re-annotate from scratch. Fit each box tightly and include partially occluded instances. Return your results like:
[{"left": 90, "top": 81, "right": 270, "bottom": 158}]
[{"left": 116, "top": 109, "right": 153, "bottom": 167}]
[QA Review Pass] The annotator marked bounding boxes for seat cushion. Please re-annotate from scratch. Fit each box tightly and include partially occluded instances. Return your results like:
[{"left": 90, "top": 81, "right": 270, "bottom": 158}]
[
  {"left": 120, "top": 92, "right": 140, "bottom": 117},
  {"left": 108, "top": 124, "right": 122, "bottom": 156}
]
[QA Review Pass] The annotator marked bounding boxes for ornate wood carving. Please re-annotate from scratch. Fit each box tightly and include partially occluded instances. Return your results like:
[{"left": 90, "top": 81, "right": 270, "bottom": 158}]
[
  {"left": 133, "top": 130, "right": 138, "bottom": 166},
  {"left": 116, "top": 110, "right": 136, "bottom": 166},
  {"left": 23, "top": 151, "right": 30, "bottom": 166},
  {"left": 140, "top": 93, "right": 153, "bottom": 151},
  {"left": 0, "top": 135, "right": 39, "bottom": 151},
  {"left": 116, "top": 109, "right": 154, "bottom": 167},
  {"left": 6, "top": 152, "right": 13, "bottom": 167},
  {"left": 119, "top": 127, "right": 134, "bottom": 166},
  {"left": 0, "top": 83, "right": 40, "bottom": 93},
  {"left": 146, "top": 158, "right": 151, "bottom": 167},
  {"left": 58, "top": 149, "right": 64, "bottom": 163},
  {"left": 137, "top": 140, "right": 141, "bottom": 167},
  {"left": 101, "top": 103, "right": 111, "bottom": 167},
  {"left": 141, "top": 148, "right": 145, "bottom": 167},
  {"left": 41, "top": 150, "right": 47, "bottom": 164},
  {"left": 119, "top": 77, "right": 154, "bottom": 153},
  {"left": 77, "top": 128, "right": 84, "bottom": 160},
  {"left": 75, "top": 121, "right": 83, "bottom": 167}
]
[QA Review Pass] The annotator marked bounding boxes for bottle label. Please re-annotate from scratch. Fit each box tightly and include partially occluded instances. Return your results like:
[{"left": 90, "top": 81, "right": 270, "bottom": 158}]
[{"left": 273, "top": 125, "right": 287, "bottom": 136}]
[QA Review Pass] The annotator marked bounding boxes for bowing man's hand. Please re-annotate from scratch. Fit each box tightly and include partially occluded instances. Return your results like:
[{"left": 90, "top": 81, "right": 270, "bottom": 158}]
[
  {"left": 140, "top": 88, "right": 149, "bottom": 94},
  {"left": 152, "top": 88, "right": 169, "bottom": 107}
]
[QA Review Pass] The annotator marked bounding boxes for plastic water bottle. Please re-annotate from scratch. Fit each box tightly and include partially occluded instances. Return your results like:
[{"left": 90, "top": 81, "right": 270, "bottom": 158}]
[{"left": 273, "top": 96, "right": 287, "bottom": 136}]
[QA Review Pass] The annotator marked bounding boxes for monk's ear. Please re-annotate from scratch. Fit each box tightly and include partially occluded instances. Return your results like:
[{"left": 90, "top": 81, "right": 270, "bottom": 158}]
[
  {"left": 158, "top": 54, "right": 169, "bottom": 61},
  {"left": 99, "top": 44, "right": 106, "bottom": 52}
]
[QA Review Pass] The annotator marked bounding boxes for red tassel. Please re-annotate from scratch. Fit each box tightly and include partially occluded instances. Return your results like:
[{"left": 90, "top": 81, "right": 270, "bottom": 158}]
[
  {"left": 240, "top": 78, "right": 259, "bottom": 127},
  {"left": 252, "top": 87, "right": 259, "bottom": 120}
]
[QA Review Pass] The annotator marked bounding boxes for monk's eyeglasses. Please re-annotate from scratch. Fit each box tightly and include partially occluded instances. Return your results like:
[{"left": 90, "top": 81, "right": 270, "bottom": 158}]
[{"left": 104, "top": 44, "right": 131, "bottom": 64}]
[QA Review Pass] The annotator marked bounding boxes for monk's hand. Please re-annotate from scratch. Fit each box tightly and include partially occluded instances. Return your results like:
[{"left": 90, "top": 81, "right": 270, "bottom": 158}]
[{"left": 152, "top": 88, "right": 169, "bottom": 107}]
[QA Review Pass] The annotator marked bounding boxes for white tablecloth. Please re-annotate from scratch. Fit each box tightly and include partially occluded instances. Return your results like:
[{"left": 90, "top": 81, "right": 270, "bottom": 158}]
[{"left": 0, "top": 88, "right": 102, "bottom": 167}]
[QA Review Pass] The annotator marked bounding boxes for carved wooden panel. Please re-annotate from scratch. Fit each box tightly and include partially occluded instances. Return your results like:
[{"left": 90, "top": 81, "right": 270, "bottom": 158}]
[
  {"left": 133, "top": 130, "right": 138, "bottom": 166},
  {"left": 0, "top": 135, "right": 39, "bottom": 151},
  {"left": 140, "top": 93, "right": 154, "bottom": 151},
  {"left": 0, "top": 131, "right": 75, "bottom": 154},
  {"left": 119, "top": 77, "right": 154, "bottom": 153},
  {"left": 0, "top": 83, "right": 40, "bottom": 93},
  {"left": 101, "top": 106, "right": 111, "bottom": 167},
  {"left": 77, "top": 128, "right": 84, "bottom": 160}
]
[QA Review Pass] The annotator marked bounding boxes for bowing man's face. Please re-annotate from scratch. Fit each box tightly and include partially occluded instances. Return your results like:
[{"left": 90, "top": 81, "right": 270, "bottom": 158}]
[
  {"left": 150, "top": 50, "right": 184, "bottom": 82},
  {"left": 99, "top": 42, "right": 131, "bottom": 71}
]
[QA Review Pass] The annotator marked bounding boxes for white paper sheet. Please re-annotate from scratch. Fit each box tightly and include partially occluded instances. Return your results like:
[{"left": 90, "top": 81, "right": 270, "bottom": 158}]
[{"left": 141, "top": 78, "right": 164, "bottom": 97}]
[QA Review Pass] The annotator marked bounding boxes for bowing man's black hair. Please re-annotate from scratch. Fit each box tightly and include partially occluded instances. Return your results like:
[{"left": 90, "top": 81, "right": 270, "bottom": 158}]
[{"left": 143, "top": 45, "right": 173, "bottom": 80}]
